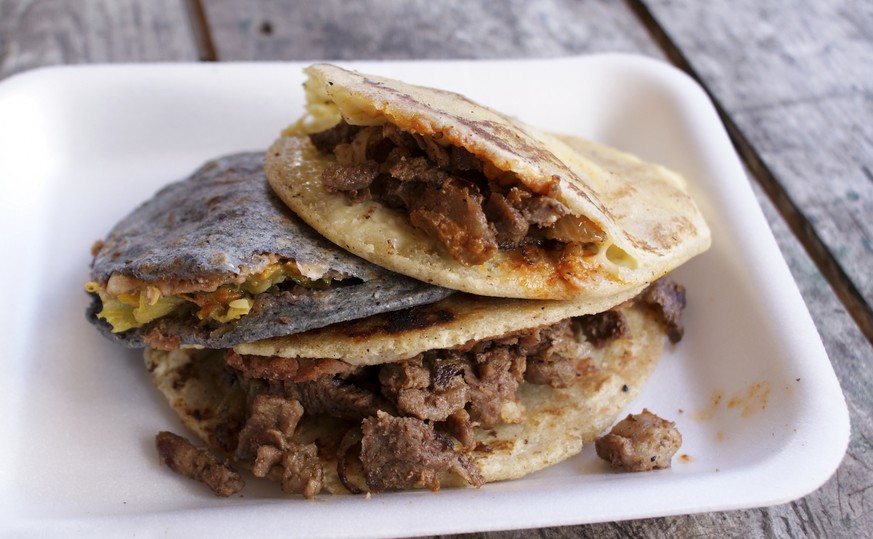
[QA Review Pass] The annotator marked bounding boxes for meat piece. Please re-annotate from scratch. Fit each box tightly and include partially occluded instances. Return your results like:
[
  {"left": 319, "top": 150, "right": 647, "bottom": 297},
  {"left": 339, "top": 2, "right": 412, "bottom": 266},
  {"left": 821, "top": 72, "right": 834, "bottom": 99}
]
[
  {"left": 360, "top": 411, "right": 483, "bottom": 492},
  {"left": 234, "top": 394, "right": 304, "bottom": 464},
  {"left": 381, "top": 123, "right": 419, "bottom": 153},
  {"left": 486, "top": 192, "right": 529, "bottom": 246},
  {"left": 380, "top": 355, "right": 430, "bottom": 392},
  {"left": 445, "top": 409, "right": 476, "bottom": 449},
  {"left": 321, "top": 162, "right": 380, "bottom": 193},
  {"left": 414, "top": 133, "right": 451, "bottom": 168},
  {"left": 464, "top": 347, "right": 526, "bottom": 428},
  {"left": 334, "top": 127, "right": 380, "bottom": 164},
  {"left": 380, "top": 355, "right": 468, "bottom": 422},
  {"left": 377, "top": 174, "right": 420, "bottom": 209},
  {"left": 387, "top": 156, "right": 449, "bottom": 184},
  {"left": 545, "top": 214, "right": 606, "bottom": 243},
  {"left": 524, "top": 354, "right": 577, "bottom": 388},
  {"left": 513, "top": 319, "right": 580, "bottom": 388},
  {"left": 309, "top": 122, "right": 360, "bottom": 153},
  {"left": 290, "top": 376, "right": 392, "bottom": 420},
  {"left": 155, "top": 431, "right": 245, "bottom": 497},
  {"left": 364, "top": 129, "right": 396, "bottom": 162},
  {"left": 449, "top": 145, "right": 482, "bottom": 172},
  {"left": 508, "top": 319, "right": 572, "bottom": 356},
  {"left": 281, "top": 443, "right": 324, "bottom": 499},
  {"left": 640, "top": 278, "right": 686, "bottom": 343},
  {"left": 519, "top": 195, "right": 570, "bottom": 228},
  {"left": 576, "top": 309, "right": 628, "bottom": 348},
  {"left": 432, "top": 356, "right": 468, "bottom": 391},
  {"left": 253, "top": 444, "right": 285, "bottom": 477},
  {"left": 226, "top": 351, "right": 355, "bottom": 382},
  {"left": 595, "top": 409, "right": 682, "bottom": 471},
  {"left": 407, "top": 178, "right": 498, "bottom": 266},
  {"left": 232, "top": 394, "right": 323, "bottom": 496}
]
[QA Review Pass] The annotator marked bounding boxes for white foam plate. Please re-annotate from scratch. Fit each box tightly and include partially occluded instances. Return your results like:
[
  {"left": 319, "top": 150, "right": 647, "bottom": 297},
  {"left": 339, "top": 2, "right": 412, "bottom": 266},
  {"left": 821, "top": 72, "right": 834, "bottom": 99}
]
[{"left": 0, "top": 55, "right": 849, "bottom": 538}]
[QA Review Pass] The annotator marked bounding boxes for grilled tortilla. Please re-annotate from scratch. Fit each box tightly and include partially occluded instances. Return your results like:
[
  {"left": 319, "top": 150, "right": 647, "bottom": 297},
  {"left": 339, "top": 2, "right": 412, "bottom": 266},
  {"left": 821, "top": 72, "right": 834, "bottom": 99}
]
[
  {"left": 266, "top": 64, "right": 710, "bottom": 300},
  {"left": 86, "top": 153, "right": 451, "bottom": 349},
  {"left": 235, "top": 282, "right": 648, "bottom": 364},
  {"left": 145, "top": 282, "right": 677, "bottom": 495}
]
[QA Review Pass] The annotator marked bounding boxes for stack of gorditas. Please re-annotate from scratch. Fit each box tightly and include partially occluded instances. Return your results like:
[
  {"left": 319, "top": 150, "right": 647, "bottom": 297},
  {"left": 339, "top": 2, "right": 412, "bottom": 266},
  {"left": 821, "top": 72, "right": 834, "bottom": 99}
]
[{"left": 86, "top": 65, "right": 710, "bottom": 497}]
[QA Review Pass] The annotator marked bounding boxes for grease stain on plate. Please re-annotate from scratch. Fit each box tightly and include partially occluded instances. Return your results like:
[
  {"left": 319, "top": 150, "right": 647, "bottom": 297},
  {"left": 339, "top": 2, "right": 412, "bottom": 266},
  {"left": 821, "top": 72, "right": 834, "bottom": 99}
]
[
  {"left": 727, "top": 380, "right": 771, "bottom": 417},
  {"left": 692, "top": 380, "right": 772, "bottom": 422}
]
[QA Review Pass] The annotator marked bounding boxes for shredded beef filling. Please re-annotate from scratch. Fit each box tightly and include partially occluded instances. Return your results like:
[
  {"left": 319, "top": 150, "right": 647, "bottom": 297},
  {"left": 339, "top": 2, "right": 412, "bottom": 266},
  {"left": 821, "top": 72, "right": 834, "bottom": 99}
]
[
  {"left": 223, "top": 278, "right": 685, "bottom": 493},
  {"left": 309, "top": 121, "right": 601, "bottom": 265}
]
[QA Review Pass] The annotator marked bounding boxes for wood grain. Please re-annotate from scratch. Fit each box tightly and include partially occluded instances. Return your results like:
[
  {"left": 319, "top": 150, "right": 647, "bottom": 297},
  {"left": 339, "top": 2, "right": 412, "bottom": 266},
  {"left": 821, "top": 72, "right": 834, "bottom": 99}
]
[
  {"left": 0, "top": 0, "right": 198, "bottom": 79},
  {"left": 639, "top": 0, "right": 873, "bottom": 340},
  {"left": 200, "top": 0, "right": 661, "bottom": 60}
]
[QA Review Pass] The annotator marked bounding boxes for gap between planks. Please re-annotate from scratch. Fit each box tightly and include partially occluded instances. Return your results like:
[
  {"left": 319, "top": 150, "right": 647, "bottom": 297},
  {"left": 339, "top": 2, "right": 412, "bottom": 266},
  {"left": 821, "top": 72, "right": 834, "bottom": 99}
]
[
  {"left": 186, "top": 0, "right": 218, "bottom": 61},
  {"left": 627, "top": 0, "right": 873, "bottom": 346}
]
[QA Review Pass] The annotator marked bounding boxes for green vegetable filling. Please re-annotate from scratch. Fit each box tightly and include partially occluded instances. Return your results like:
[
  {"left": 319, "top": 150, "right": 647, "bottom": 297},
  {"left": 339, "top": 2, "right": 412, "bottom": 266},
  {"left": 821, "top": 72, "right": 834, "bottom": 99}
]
[{"left": 86, "top": 262, "right": 333, "bottom": 333}]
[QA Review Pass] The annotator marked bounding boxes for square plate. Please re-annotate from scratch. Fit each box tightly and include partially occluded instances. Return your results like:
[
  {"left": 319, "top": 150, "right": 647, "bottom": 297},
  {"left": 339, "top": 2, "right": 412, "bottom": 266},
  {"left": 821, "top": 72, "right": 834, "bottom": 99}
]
[{"left": 0, "top": 55, "right": 849, "bottom": 537}]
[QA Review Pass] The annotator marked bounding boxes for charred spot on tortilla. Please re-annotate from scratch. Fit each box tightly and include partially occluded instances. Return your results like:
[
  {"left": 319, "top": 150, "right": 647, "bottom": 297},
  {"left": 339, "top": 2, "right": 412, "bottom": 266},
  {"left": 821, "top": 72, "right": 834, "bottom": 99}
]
[
  {"left": 383, "top": 307, "right": 455, "bottom": 333},
  {"left": 85, "top": 153, "right": 452, "bottom": 349},
  {"left": 265, "top": 64, "right": 711, "bottom": 300}
]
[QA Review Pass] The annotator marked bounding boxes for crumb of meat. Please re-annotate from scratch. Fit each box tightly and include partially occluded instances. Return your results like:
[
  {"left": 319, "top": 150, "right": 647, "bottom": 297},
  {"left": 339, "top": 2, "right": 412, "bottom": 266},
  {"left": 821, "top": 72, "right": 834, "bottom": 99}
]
[
  {"left": 155, "top": 431, "right": 244, "bottom": 497},
  {"left": 594, "top": 409, "right": 682, "bottom": 472}
]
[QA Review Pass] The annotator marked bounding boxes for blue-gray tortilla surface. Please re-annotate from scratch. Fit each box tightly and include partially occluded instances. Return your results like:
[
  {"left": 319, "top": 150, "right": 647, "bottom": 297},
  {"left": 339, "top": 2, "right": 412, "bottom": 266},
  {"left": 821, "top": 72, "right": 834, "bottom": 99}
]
[{"left": 87, "top": 153, "right": 452, "bottom": 349}]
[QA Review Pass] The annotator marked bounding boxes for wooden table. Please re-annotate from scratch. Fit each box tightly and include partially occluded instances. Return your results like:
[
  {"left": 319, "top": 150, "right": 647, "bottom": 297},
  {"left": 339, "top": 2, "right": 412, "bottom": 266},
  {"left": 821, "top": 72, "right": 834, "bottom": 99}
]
[{"left": 3, "top": 0, "right": 871, "bottom": 537}]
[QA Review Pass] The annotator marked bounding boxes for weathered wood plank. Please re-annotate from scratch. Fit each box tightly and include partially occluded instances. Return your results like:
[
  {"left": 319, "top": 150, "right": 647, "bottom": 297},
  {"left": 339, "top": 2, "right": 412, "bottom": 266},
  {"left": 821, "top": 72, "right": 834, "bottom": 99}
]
[
  {"left": 640, "top": 0, "right": 873, "bottom": 337},
  {"left": 200, "top": 0, "right": 661, "bottom": 60},
  {"left": 0, "top": 0, "right": 198, "bottom": 79}
]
